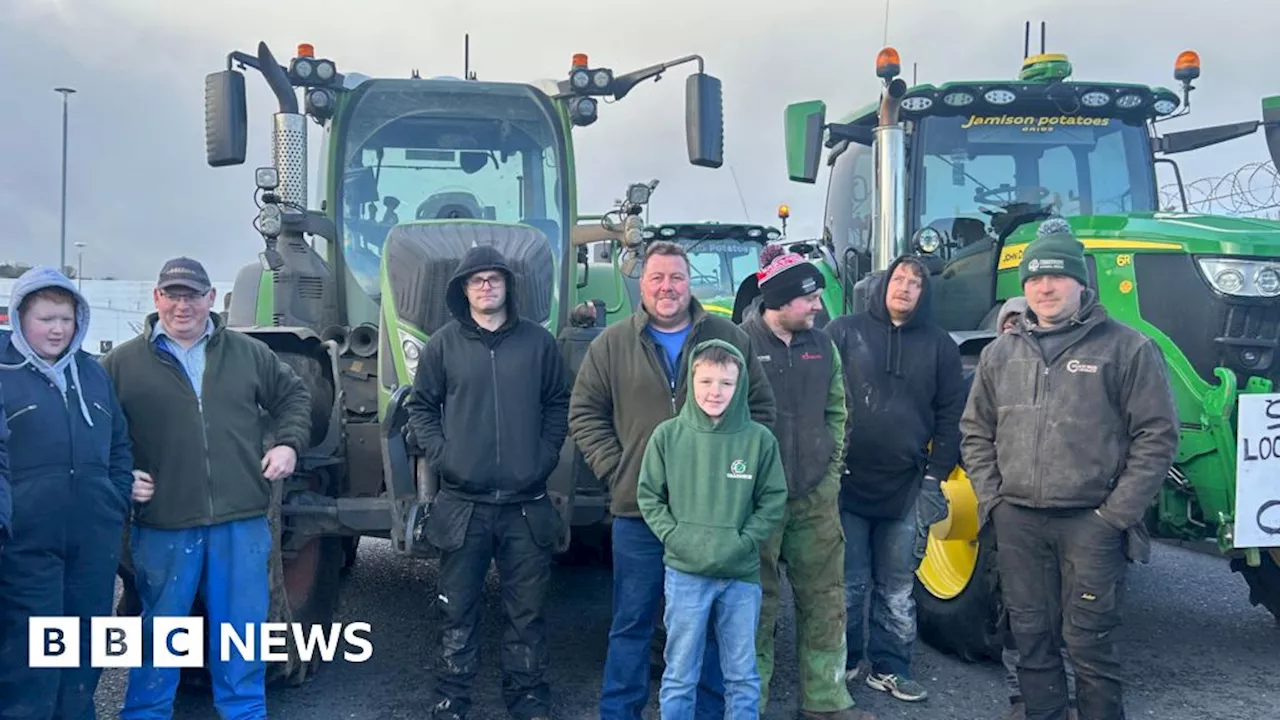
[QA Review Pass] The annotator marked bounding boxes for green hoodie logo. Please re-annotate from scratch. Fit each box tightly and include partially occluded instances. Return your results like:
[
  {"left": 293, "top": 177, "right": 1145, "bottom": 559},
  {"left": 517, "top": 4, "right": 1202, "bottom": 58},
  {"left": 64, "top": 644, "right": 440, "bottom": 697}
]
[{"left": 727, "top": 459, "right": 752, "bottom": 480}]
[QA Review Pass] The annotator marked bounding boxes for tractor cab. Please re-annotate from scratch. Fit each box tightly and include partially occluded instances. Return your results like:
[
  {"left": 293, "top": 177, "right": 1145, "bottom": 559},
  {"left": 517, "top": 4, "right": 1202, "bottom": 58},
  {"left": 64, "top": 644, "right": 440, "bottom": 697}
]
[
  {"left": 338, "top": 78, "right": 568, "bottom": 312},
  {"left": 789, "top": 45, "right": 1280, "bottom": 342},
  {"left": 805, "top": 51, "right": 1175, "bottom": 333}
]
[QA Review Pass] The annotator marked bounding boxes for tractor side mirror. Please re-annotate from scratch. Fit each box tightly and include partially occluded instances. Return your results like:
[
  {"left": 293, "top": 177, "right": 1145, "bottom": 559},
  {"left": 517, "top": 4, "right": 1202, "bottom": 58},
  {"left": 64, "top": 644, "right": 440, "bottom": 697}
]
[
  {"left": 785, "top": 100, "right": 827, "bottom": 184},
  {"left": 1264, "top": 95, "right": 1280, "bottom": 171},
  {"left": 686, "top": 72, "right": 724, "bottom": 169},
  {"left": 205, "top": 70, "right": 248, "bottom": 167}
]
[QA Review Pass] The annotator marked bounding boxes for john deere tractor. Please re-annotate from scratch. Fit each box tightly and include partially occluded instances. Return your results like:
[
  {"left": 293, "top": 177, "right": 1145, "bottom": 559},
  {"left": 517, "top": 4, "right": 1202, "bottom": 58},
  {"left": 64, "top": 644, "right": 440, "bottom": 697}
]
[
  {"left": 781, "top": 33, "right": 1280, "bottom": 660},
  {"left": 185, "top": 40, "right": 725, "bottom": 684}
]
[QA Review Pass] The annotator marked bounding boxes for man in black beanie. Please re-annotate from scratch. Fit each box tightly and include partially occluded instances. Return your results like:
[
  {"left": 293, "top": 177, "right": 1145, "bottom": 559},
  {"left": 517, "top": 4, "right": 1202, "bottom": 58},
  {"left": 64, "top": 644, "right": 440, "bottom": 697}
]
[
  {"left": 740, "top": 252, "right": 872, "bottom": 720},
  {"left": 961, "top": 217, "right": 1179, "bottom": 720}
]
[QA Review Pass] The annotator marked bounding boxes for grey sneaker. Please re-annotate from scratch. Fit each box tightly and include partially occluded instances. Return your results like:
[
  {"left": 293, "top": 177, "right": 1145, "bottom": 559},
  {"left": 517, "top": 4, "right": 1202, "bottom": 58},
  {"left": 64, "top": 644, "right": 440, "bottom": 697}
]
[
  {"left": 843, "top": 659, "right": 868, "bottom": 685},
  {"left": 865, "top": 672, "right": 928, "bottom": 702}
]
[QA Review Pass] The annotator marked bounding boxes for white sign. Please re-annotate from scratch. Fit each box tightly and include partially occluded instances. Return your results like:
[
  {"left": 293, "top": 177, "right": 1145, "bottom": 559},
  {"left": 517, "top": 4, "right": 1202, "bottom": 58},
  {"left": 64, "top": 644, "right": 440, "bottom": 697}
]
[{"left": 1234, "top": 393, "right": 1280, "bottom": 548}]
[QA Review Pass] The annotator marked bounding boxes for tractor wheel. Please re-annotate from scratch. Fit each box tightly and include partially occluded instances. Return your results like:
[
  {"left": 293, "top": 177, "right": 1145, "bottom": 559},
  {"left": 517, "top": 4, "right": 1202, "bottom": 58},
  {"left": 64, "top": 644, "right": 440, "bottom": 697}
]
[
  {"left": 1231, "top": 548, "right": 1280, "bottom": 624},
  {"left": 278, "top": 351, "right": 333, "bottom": 447},
  {"left": 341, "top": 536, "right": 361, "bottom": 576},
  {"left": 914, "top": 499, "right": 1004, "bottom": 663},
  {"left": 267, "top": 350, "right": 344, "bottom": 686}
]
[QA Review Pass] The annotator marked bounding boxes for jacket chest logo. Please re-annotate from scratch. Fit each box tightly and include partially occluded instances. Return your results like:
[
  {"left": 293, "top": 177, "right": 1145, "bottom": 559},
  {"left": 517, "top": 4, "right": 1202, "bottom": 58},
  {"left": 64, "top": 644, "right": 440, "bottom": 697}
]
[
  {"left": 1065, "top": 359, "right": 1099, "bottom": 374},
  {"left": 801, "top": 352, "right": 823, "bottom": 361},
  {"left": 727, "top": 459, "right": 753, "bottom": 480},
  {"left": 758, "top": 354, "right": 771, "bottom": 363}
]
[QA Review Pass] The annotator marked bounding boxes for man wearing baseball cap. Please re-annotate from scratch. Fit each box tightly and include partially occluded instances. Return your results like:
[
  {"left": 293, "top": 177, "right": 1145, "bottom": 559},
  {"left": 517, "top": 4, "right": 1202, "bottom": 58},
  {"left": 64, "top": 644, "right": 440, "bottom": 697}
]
[
  {"left": 961, "top": 218, "right": 1179, "bottom": 720},
  {"left": 739, "top": 248, "right": 872, "bottom": 720},
  {"left": 102, "top": 256, "right": 312, "bottom": 720}
]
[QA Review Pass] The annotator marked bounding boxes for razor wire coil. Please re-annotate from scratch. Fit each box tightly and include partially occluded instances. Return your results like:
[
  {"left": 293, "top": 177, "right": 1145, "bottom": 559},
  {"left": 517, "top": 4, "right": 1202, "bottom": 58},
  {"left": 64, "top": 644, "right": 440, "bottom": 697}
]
[{"left": 1160, "top": 161, "right": 1280, "bottom": 218}]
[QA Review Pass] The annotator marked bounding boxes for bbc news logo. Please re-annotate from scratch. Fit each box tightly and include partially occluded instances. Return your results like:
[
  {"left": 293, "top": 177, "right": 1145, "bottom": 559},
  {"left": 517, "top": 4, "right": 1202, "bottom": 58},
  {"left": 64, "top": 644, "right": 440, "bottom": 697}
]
[{"left": 29, "top": 618, "right": 373, "bottom": 668}]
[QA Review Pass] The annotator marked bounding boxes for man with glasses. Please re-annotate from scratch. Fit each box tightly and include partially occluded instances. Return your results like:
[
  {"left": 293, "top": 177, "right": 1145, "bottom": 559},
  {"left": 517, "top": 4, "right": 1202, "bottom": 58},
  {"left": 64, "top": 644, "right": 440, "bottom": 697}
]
[
  {"left": 406, "top": 245, "right": 572, "bottom": 720},
  {"left": 102, "top": 256, "right": 312, "bottom": 720}
]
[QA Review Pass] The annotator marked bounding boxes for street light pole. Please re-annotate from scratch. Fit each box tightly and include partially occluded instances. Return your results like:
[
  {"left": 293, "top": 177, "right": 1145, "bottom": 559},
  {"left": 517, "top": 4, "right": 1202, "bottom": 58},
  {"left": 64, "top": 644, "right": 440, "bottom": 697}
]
[
  {"left": 54, "top": 87, "right": 76, "bottom": 274},
  {"left": 75, "top": 242, "right": 86, "bottom": 290}
]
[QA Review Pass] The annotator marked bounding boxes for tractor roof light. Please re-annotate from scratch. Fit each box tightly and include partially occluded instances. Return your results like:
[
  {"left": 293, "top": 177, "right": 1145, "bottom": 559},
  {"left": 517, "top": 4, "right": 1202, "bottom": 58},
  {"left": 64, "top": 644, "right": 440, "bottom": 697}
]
[
  {"left": 568, "top": 53, "right": 613, "bottom": 95},
  {"left": 305, "top": 87, "right": 336, "bottom": 121},
  {"left": 983, "top": 88, "right": 1018, "bottom": 106},
  {"left": 876, "top": 47, "right": 901, "bottom": 80},
  {"left": 778, "top": 204, "right": 790, "bottom": 219},
  {"left": 1175, "top": 50, "right": 1201, "bottom": 83},
  {"left": 1152, "top": 88, "right": 1181, "bottom": 116},
  {"left": 289, "top": 46, "right": 339, "bottom": 88},
  {"left": 901, "top": 94, "right": 934, "bottom": 112},
  {"left": 569, "top": 96, "right": 598, "bottom": 126},
  {"left": 1114, "top": 92, "right": 1145, "bottom": 110},
  {"left": 1080, "top": 89, "right": 1112, "bottom": 108}
]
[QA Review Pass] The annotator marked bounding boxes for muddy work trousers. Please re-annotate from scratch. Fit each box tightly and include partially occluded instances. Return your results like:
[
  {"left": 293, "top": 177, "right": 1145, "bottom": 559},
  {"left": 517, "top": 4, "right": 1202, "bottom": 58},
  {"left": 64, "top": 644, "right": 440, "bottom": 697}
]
[
  {"left": 757, "top": 476, "right": 853, "bottom": 713},
  {"left": 426, "top": 495, "right": 559, "bottom": 720},
  {"left": 994, "top": 502, "right": 1128, "bottom": 720}
]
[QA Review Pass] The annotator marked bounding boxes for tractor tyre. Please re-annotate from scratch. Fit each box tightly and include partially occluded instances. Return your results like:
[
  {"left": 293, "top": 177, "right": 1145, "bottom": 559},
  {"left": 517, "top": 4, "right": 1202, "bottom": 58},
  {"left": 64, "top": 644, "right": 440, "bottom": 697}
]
[
  {"left": 914, "top": 522, "right": 1004, "bottom": 663},
  {"left": 278, "top": 350, "right": 333, "bottom": 448},
  {"left": 1231, "top": 548, "right": 1280, "bottom": 624},
  {"left": 341, "top": 536, "right": 361, "bottom": 576},
  {"left": 267, "top": 350, "right": 344, "bottom": 687}
]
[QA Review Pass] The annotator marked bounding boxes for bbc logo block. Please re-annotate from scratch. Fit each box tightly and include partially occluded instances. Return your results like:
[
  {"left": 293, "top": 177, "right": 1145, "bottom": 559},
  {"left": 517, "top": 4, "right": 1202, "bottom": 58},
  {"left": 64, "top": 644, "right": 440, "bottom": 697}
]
[
  {"left": 30, "top": 616, "right": 198, "bottom": 668},
  {"left": 29, "top": 617, "right": 372, "bottom": 668}
]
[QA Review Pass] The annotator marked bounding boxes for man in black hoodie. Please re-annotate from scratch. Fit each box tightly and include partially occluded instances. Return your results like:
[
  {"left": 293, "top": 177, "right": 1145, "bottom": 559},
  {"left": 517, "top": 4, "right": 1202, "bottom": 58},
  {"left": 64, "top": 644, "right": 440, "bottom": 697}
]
[
  {"left": 406, "top": 245, "right": 572, "bottom": 720},
  {"left": 827, "top": 255, "right": 967, "bottom": 704}
]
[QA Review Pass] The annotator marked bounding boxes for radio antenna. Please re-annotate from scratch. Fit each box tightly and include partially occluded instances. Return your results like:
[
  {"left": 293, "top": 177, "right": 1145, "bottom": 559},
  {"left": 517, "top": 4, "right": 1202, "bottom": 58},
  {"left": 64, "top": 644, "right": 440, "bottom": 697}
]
[
  {"left": 883, "top": 0, "right": 891, "bottom": 45},
  {"left": 1024, "top": 21, "right": 1031, "bottom": 59},
  {"left": 1040, "top": 21, "right": 1046, "bottom": 54}
]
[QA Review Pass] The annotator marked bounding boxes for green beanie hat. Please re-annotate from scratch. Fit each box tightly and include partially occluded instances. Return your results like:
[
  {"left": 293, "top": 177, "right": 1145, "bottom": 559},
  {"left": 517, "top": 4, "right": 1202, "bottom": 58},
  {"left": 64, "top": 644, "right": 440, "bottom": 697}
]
[{"left": 1019, "top": 218, "right": 1088, "bottom": 287}]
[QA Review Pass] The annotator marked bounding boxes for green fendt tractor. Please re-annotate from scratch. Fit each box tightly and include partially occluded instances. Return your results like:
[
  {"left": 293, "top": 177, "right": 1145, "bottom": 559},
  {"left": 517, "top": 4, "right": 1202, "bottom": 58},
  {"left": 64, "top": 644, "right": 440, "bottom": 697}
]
[
  {"left": 780, "top": 31, "right": 1280, "bottom": 660},
  {"left": 189, "top": 40, "right": 724, "bottom": 683}
]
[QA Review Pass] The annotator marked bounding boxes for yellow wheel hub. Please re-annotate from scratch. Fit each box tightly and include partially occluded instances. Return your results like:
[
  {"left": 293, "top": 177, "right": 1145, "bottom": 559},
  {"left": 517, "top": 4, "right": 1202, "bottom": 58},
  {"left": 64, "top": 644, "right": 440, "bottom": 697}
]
[{"left": 916, "top": 469, "right": 982, "bottom": 600}]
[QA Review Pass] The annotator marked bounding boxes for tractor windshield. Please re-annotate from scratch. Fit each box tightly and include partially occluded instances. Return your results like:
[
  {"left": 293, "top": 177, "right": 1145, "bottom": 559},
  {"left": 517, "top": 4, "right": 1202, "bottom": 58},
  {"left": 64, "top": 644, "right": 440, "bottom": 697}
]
[
  {"left": 336, "top": 80, "right": 569, "bottom": 299},
  {"left": 911, "top": 113, "right": 1156, "bottom": 247},
  {"left": 675, "top": 236, "right": 762, "bottom": 314}
]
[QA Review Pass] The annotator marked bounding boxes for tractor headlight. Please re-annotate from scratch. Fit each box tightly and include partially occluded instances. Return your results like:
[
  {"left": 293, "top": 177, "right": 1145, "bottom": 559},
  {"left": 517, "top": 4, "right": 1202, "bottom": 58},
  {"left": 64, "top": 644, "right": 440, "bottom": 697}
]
[
  {"left": 398, "top": 329, "right": 425, "bottom": 380},
  {"left": 1197, "top": 258, "right": 1280, "bottom": 297},
  {"left": 913, "top": 227, "right": 942, "bottom": 254},
  {"left": 256, "top": 204, "right": 283, "bottom": 238},
  {"left": 1257, "top": 267, "right": 1280, "bottom": 296}
]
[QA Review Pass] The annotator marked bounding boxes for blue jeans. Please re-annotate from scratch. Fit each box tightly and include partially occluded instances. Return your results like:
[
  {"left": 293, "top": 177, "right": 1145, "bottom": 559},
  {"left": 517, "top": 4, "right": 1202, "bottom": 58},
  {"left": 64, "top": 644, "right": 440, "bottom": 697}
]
[
  {"left": 841, "top": 509, "right": 918, "bottom": 678},
  {"left": 599, "top": 517, "right": 725, "bottom": 720},
  {"left": 660, "top": 567, "right": 762, "bottom": 720},
  {"left": 121, "top": 516, "right": 272, "bottom": 720}
]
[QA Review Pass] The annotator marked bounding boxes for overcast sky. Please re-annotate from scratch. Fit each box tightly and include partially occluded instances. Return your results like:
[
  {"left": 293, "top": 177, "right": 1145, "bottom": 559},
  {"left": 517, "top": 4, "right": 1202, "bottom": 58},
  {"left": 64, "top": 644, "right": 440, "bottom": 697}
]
[{"left": 3, "top": 0, "right": 1277, "bottom": 281}]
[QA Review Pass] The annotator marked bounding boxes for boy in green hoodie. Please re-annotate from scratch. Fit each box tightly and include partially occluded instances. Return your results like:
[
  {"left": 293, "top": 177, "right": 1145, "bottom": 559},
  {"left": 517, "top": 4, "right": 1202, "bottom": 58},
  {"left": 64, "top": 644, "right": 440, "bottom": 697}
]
[{"left": 637, "top": 339, "right": 788, "bottom": 719}]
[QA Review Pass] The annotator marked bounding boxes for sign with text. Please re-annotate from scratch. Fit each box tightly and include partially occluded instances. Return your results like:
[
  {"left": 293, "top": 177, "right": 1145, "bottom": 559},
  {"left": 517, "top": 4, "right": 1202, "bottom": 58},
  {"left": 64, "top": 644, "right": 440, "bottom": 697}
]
[
  {"left": 1235, "top": 393, "right": 1280, "bottom": 548},
  {"left": 29, "top": 618, "right": 373, "bottom": 668}
]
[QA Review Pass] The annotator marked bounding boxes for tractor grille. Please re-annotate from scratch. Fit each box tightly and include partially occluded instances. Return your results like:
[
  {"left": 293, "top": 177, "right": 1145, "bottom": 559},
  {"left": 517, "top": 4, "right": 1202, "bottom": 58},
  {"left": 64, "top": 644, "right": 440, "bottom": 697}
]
[{"left": 1133, "top": 254, "right": 1280, "bottom": 387}]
